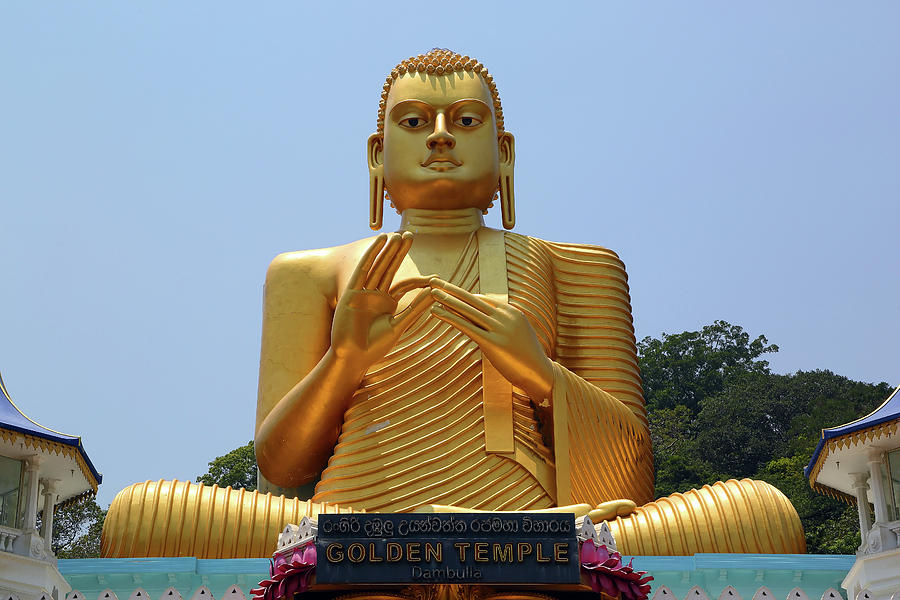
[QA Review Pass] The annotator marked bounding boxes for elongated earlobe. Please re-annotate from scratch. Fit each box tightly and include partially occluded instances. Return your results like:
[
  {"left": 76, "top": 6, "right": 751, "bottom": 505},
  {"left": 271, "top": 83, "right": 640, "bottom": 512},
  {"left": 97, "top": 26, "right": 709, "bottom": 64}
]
[
  {"left": 498, "top": 132, "right": 516, "bottom": 230},
  {"left": 369, "top": 171, "right": 384, "bottom": 230},
  {"left": 367, "top": 133, "right": 385, "bottom": 230},
  {"left": 499, "top": 176, "right": 514, "bottom": 230}
]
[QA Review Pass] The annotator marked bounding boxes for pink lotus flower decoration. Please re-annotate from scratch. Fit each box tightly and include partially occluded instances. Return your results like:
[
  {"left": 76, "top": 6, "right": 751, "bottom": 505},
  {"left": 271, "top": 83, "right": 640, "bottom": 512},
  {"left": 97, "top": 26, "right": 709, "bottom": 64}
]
[
  {"left": 251, "top": 543, "right": 317, "bottom": 600},
  {"left": 580, "top": 542, "right": 653, "bottom": 600},
  {"left": 250, "top": 539, "right": 651, "bottom": 600}
]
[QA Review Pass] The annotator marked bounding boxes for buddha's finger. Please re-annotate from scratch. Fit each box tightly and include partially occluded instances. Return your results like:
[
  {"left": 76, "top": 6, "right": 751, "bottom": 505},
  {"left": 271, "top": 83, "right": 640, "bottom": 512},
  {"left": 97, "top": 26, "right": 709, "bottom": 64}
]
[
  {"left": 348, "top": 234, "right": 388, "bottom": 290},
  {"left": 390, "top": 287, "right": 434, "bottom": 333},
  {"left": 389, "top": 275, "right": 437, "bottom": 300},
  {"left": 366, "top": 233, "right": 402, "bottom": 289},
  {"left": 376, "top": 232, "right": 413, "bottom": 292},
  {"left": 431, "top": 306, "right": 490, "bottom": 347},
  {"left": 429, "top": 278, "right": 495, "bottom": 314},
  {"left": 432, "top": 289, "right": 496, "bottom": 330},
  {"left": 588, "top": 499, "right": 636, "bottom": 521}
]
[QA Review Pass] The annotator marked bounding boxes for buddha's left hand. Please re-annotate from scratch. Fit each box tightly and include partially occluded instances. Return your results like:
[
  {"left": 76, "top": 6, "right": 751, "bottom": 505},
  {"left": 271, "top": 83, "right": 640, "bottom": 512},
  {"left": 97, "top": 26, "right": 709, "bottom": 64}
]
[{"left": 429, "top": 278, "right": 553, "bottom": 400}]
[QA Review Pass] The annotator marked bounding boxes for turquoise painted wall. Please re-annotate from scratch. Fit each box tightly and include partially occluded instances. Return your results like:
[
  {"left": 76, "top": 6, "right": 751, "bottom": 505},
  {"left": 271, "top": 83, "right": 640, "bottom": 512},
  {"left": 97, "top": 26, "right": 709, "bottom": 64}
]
[{"left": 59, "top": 554, "right": 853, "bottom": 600}]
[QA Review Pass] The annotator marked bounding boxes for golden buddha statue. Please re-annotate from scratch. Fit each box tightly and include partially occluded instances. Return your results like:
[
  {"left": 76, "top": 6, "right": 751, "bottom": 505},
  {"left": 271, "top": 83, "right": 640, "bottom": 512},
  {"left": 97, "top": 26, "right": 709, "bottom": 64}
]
[{"left": 101, "top": 49, "right": 805, "bottom": 559}]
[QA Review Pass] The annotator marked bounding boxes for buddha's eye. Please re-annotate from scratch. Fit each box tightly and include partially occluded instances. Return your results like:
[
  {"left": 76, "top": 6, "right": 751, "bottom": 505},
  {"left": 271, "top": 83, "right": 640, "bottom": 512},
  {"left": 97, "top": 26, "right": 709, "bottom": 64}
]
[
  {"left": 455, "top": 115, "right": 482, "bottom": 128},
  {"left": 399, "top": 117, "right": 428, "bottom": 129}
]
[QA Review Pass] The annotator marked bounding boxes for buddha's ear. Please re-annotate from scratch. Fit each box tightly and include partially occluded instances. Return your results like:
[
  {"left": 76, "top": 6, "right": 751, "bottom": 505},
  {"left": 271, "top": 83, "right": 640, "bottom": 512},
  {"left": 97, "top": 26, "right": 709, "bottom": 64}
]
[
  {"left": 498, "top": 132, "right": 515, "bottom": 230},
  {"left": 367, "top": 133, "right": 384, "bottom": 169},
  {"left": 367, "top": 133, "right": 384, "bottom": 230},
  {"left": 498, "top": 131, "right": 515, "bottom": 168}
]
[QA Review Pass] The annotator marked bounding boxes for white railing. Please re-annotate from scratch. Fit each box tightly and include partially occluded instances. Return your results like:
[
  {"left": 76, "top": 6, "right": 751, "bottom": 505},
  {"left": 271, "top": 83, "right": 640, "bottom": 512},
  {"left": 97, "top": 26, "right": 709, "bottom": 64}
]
[{"left": 0, "top": 524, "right": 21, "bottom": 552}]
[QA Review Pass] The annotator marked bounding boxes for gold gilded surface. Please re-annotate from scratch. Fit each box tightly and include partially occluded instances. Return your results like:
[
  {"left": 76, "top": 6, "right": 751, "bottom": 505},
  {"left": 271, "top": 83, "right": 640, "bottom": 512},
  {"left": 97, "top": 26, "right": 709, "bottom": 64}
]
[
  {"left": 477, "top": 228, "right": 514, "bottom": 454},
  {"left": 102, "top": 49, "right": 805, "bottom": 558},
  {"left": 101, "top": 479, "right": 358, "bottom": 559},
  {"left": 608, "top": 479, "right": 806, "bottom": 555}
]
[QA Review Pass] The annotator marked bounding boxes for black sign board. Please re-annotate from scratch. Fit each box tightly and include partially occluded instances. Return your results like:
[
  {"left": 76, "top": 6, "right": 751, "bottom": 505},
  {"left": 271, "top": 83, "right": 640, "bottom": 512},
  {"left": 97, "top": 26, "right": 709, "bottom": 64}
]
[{"left": 316, "top": 513, "right": 579, "bottom": 585}]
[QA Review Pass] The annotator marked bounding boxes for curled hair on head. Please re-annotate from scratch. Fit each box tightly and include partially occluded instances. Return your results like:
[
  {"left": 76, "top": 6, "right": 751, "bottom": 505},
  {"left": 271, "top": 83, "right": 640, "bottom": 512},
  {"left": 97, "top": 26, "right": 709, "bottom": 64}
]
[{"left": 376, "top": 48, "right": 505, "bottom": 135}]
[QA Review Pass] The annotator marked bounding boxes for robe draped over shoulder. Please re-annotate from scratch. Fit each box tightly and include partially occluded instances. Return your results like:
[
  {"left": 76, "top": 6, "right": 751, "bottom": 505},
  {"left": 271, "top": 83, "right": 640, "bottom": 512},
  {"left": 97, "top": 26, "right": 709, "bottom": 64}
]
[{"left": 310, "top": 231, "right": 654, "bottom": 511}]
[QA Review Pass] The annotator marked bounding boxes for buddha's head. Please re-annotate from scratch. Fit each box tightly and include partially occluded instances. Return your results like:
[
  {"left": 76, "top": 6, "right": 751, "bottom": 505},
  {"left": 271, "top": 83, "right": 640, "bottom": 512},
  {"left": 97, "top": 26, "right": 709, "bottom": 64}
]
[{"left": 368, "top": 49, "right": 515, "bottom": 230}]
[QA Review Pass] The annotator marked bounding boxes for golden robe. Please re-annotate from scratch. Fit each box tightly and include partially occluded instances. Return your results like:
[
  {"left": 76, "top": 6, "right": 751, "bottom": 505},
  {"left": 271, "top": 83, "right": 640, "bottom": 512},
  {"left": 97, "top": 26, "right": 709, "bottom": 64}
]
[
  {"left": 309, "top": 231, "right": 653, "bottom": 511},
  {"left": 102, "top": 230, "right": 805, "bottom": 558}
]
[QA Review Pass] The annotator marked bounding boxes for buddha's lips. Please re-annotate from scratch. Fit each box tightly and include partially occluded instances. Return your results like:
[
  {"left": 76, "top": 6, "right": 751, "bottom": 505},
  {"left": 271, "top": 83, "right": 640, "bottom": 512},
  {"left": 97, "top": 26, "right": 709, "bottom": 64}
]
[{"left": 422, "top": 155, "right": 461, "bottom": 167}]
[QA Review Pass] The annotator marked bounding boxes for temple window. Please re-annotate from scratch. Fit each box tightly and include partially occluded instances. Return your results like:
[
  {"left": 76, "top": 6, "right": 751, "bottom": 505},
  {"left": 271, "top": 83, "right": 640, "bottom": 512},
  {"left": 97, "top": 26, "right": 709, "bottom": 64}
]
[
  {"left": 881, "top": 447, "right": 900, "bottom": 522},
  {"left": 0, "top": 455, "right": 23, "bottom": 529}
]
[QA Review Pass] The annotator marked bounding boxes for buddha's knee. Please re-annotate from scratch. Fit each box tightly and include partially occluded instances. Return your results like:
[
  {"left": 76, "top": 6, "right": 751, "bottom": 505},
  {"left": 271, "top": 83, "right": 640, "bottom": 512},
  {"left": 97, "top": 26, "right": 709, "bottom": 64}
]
[
  {"left": 101, "top": 479, "right": 355, "bottom": 559},
  {"left": 604, "top": 479, "right": 806, "bottom": 555}
]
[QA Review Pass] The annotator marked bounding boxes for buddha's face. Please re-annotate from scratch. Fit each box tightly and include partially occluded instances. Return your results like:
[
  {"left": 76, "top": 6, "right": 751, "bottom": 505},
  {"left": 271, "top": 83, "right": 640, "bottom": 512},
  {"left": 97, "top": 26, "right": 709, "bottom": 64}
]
[{"left": 380, "top": 72, "right": 505, "bottom": 212}]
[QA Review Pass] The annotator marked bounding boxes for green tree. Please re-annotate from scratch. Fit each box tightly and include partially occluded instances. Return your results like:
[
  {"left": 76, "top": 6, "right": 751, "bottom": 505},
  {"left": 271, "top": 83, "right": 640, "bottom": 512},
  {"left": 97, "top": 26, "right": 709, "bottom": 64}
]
[
  {"left": 779, "top": 370, "right": 893, "bottom": 456},
  {"left": 649, "top": 404, "right": 723, "bottom": 497},
  {"left": 639, "top": 322, "right": 891, "bottom": 553},
  {"left": 642, "top": 321, "right": 779, "bottom": 497},
  {"left": 695, "top": 371, "right": 799, "bottom": 477},
  {"left": 639, "top": 320, "right": 778, "bottom": 413},
  {"left": 756, "top": 455, "right": 860, "bottom": 554},
  {"left": 196, "top": 441, "right": 258, "bottom": 490},
  {"left": 45, "top": 496, "right": 106, "bottom": 558},
  {"left": 695, "top": 370, "right": 892, "bottom": 479}
]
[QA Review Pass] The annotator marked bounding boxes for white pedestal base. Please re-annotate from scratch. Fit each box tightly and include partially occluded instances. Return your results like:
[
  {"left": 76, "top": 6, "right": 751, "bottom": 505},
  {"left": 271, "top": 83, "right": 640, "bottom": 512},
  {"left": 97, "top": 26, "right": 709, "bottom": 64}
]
[
  {"left": 843, "top": 547, "right": 900, "bottom": 600},
  {"left": 0, "top": 551, "right": 71, "bottom": 600}
]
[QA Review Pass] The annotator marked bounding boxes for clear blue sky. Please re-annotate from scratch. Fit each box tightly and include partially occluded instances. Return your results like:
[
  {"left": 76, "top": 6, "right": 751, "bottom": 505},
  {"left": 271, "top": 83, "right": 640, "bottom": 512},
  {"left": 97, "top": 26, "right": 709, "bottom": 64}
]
[{"left": 1, "top": 3, "right": 897, "bottom": 509}]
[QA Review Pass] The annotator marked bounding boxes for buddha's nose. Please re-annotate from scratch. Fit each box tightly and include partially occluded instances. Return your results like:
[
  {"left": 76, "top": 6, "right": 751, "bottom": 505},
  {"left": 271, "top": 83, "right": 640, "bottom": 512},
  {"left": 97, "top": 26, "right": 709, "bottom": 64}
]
[{"left": 426, "top": 113, "right": 455, "bottom": 149}]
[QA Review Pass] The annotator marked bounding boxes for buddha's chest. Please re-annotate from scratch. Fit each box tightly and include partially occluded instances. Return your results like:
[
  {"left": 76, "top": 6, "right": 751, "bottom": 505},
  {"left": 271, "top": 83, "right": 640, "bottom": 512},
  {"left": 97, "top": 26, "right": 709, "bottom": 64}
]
[
  {"left": 391, "top": 234, "right": 479, "bottom": 311},
  {"left": 399, "top": 234, "right": 475, "bottom": 280},
  {"left": 390, "top": 232, "right": 559, "bottom": 356}
]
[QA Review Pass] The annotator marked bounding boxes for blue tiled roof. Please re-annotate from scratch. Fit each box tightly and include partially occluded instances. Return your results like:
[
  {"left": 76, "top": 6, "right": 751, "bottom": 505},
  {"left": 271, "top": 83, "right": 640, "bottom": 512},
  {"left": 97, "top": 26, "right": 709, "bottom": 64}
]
[
  {"left": 0, "top": 371, "right": 102, "bottom": 485},
  {"left": 805, "top": 383, "right": 900, "bottom": 479}
]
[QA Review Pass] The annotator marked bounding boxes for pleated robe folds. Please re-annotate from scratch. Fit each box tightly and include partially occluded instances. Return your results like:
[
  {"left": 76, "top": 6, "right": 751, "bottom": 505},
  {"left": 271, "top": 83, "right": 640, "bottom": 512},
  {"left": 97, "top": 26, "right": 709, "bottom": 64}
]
[{"left": 310, "top": 231, "right": 654, "bottom": 511}]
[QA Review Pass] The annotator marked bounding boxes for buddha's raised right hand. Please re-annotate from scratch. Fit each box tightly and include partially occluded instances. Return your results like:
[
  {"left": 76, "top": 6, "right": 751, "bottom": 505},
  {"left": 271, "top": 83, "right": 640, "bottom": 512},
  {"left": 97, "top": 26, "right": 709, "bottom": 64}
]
[
  {"left": 256, "top": 231, "right": 434, "bottom": 487},
  {"left": 331, "top": 231, "right": 434, "bottom": 372}
]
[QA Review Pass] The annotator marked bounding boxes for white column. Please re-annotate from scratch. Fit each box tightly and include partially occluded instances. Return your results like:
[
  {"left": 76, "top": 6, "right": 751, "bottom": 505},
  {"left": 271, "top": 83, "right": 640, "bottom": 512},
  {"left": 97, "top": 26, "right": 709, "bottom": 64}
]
[
  {"left": 40, "top": 479, "right": 59, "bottom": 550},
  {"left": 22, "top": 455, "right": 44, "bottom": 532},
  {"left": 850, "top": 472, "right": 872, "bottom": 546},
  {"left": 868, "top": 452, "right": 889, "bottom": 524}
]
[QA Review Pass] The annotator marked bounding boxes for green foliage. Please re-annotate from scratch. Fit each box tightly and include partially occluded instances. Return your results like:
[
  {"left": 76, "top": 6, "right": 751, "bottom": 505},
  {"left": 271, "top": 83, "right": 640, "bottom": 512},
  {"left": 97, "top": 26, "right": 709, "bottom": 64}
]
[
  {"left": 695, "top": 372, "right": 799, "bottom": 477},
  {"left": 48, "top": 496, "right": 106, "bottom": 558},
  {"left": 649, "top": 404, "right": 724, "bottom": 497},
  {"left": 654, "top": 451, "right": 724, "bottom": 499},
  {"left": 640, "top": 321, "right": 891, "bottom": 554},
  {"left": 778, "top": 370, "right": 894, "bottom": 456},
  {"left": 639, "top": 320, "right": 778, "bottom": 413},
  {"left": 196, "top": 441, "right": 258, "bottom": 490},
  {"left": 756, "top": 455, "right": 860, "bottom": 554}
]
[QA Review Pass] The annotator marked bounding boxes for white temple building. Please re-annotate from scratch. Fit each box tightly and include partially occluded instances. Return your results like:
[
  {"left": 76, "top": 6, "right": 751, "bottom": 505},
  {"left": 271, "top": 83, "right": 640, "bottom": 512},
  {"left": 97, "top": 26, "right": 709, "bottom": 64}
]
[
  {"left": 0, "top": 372, "right": 101, "bottom": 600},
  {"left": 805, "top": 383, "right": 900, "bottom": 600}
]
